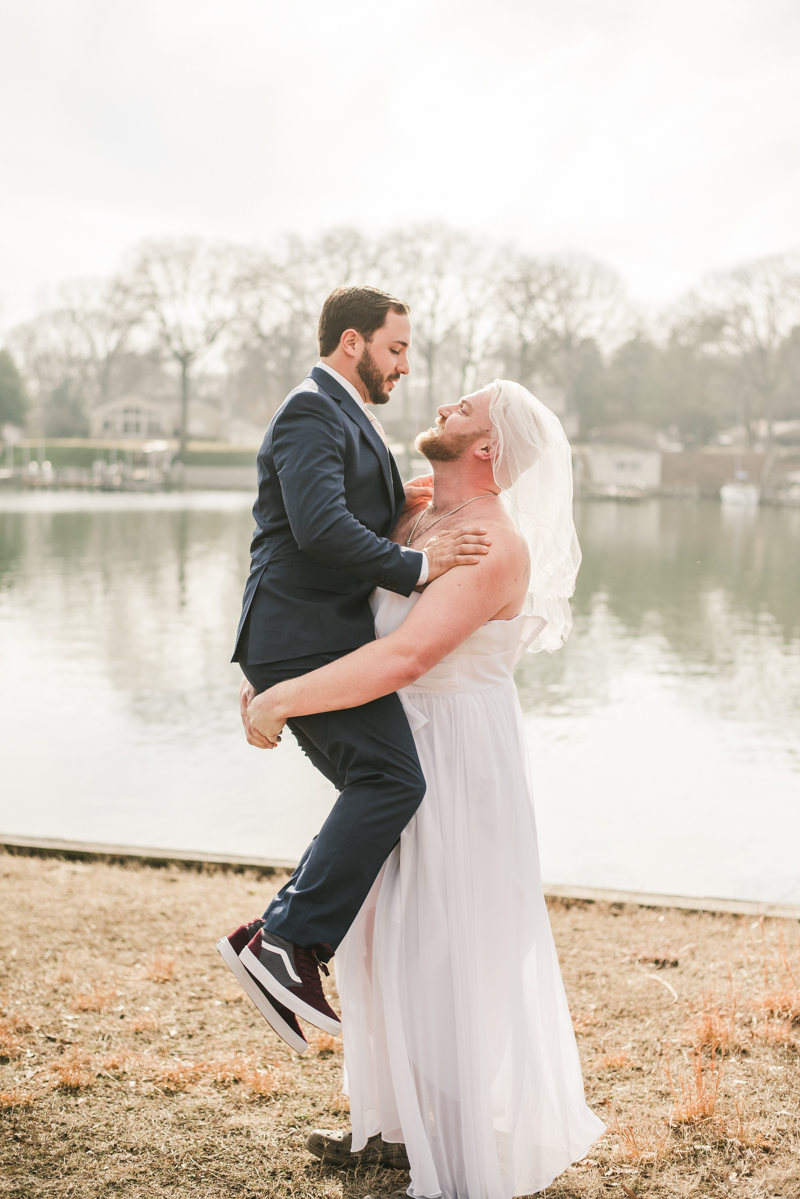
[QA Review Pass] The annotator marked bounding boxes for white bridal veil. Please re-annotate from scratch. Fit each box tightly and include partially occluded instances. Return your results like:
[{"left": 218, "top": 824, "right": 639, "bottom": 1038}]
[{"left": 488, "top": 379, "right": 581, "bottom": 653}]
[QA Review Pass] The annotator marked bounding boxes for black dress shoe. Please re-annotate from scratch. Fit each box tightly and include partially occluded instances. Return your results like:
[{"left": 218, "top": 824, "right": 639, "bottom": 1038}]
[{"left": 306, "top": 1128, "right": 409, "bottom": 1170}]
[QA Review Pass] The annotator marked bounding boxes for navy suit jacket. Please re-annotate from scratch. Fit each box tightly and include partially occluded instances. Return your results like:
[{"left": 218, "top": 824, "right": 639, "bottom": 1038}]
[{"left": 233, "top": 366, "right": 423, "bottom": 665}]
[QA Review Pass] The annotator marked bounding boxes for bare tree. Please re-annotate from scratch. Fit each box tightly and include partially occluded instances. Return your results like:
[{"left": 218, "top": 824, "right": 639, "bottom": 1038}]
[
  {"left": 494, "top": 252, "right": 630, "bottom": 411},
  {"left": 8, "top": 275, "right": 151, "bottom": 440},
  {"left": 126, "top": 238, "right": 246, "bottom": 458},
  {"left": 233, "top": 228, "right": 384, "bottom": 423},
  {"left": 0, "top": 349, "right": 28, "bottom": 428},
  {"left": 379, "top": 223, "right": 486, "bottom": 435},
  {"left": 15, "top": 222, "right": 800, "bottom": 455},
  {"left": 679, "top": 253, "right": 800, "bottom": 445},
  {"left": 8, "top": 312, "right": 73, "bottom": 435},
  {"left": 306, "top": 226, "right": 387, "bottom": 298},
  {"left": 448, "top": 243, "right": 503, "bottom": 398},
  {"left": 10, "top": 276, "right": 139, "bottom": 407},
  {"left": 56, "top": 276, "right": 141, "bottom": 407},
  {"left": 491, "top": 252, "right": 554, "bottom": 389},
  {"left": 233, "top": 244, "right": 312, "bottom": 420}
]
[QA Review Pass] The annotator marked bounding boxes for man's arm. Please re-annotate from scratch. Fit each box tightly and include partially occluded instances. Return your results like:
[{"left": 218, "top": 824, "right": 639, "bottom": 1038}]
[
  {"left": 273, "top": 395, "right": 488, "bottom": 590},
  {"left": 247, "top": 527, "right": 527, "bottom": 744}
]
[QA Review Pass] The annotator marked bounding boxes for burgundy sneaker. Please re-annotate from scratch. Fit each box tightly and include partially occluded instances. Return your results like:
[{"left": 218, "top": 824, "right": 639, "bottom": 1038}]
[
  {"left": 216, "top": 918, "right": 308, "bottom": 1055},
  {"left": 240, "top": 927, "right": 342, "bottom": 1037}
]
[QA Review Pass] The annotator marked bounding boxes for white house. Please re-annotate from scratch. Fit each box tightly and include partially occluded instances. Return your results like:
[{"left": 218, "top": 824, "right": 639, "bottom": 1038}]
[
  {"left": 579, "top": 445, "right": 662, "bottom": 492},
  {"left": 89, "top": 393, "right": 224, "bottom": 441}
]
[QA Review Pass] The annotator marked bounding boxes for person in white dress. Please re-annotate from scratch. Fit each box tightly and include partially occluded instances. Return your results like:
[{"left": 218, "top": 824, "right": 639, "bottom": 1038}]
[{"left": 248, "top": 380, "right": 605, "bottom": 1199}]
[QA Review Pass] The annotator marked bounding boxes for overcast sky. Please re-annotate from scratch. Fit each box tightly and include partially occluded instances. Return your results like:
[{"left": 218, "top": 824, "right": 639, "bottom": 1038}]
[{"left": 1, "top": 0, "right": 799, "bottom": 327}]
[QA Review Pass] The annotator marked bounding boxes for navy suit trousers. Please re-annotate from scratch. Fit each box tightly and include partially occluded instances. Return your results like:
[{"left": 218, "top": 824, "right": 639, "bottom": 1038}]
[{"left": 241, "top": 649, "right": 426, "bottom": 953}]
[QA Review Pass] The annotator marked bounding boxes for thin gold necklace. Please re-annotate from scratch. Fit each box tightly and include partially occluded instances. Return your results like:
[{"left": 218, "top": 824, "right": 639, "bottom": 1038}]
[{"left": 404, "top": 492, "right": 499, "bottom": 547}]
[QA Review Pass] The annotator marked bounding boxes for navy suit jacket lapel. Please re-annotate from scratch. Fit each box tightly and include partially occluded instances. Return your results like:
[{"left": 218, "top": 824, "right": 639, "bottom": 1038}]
[{"left": 309, "top": 366, "right": 397, "bottom": 518}]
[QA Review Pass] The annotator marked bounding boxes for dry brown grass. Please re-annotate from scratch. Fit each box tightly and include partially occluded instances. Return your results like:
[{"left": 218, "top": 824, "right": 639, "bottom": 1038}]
[
  {"left": 626, "top": 944, "right": 683, "bottom": 969},
  {"left": 129, "top": 1012, "right": 159, "bottom": 1034},
  {"left": 93, "top": 1044, "right": 290, "bottom": 1101},
  {"left": 49, "top": 965, "right": 74, "bottom": 984},
  {"left": 49, "top": 1050, "right": 95, "bottom": 1091},
  {"left": 760, "top": 987, "right": 800, "bottom": 1022},
  {"left": 666, "top": 1045, "right": 723, "bottom": 1125},
  {"left": 595, "top": 1051, "right": 630, "bottom": 1071},
  {"left": 686, "top": 983, "right": 742, "bottom": 1055},
  {"left": 142, "top": 951, "right": 176, "bottom": 983},
  {"left": 0, "top": 1088, "right": 34, "bottom": 1109},
  {"left": 106, "top": 1051, "right": 288, "bottom": 1097},
  {"left": 309, "top": 1031, "right": 343, "bottom": 1056},
  {"left": 610, "top": 1109, "right": 672, "bottom": 1164},
  {"left": 0, "top": 1010, "right": 33, "bottom": 1060},
  {"left": 571, "top": 1009, "right": 600, "bottom": 1033},
  {"left": 752, "top": 1018, "right": 797, "bottom": 1047},
  {"left": 69, "top": 981, "right": 119, "bottom": 1011},
  {"left": 1, "top": 852, "right": 799, "bottom": 1199},
  {"left": 754, "top": 921, "right": 800, "bottom": 1017},
  {"left": 0, "top": 1018, "right": 22, "bottom": 1060}
]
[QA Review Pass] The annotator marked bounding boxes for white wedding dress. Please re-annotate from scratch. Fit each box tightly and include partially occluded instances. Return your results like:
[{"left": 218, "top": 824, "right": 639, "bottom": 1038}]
[{"left": 335, "top": 588, "right": 605, "bottom": 1199}]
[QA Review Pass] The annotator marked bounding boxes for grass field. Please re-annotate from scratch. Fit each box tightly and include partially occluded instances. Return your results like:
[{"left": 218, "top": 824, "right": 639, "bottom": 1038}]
[{"left": 1, "top": 851, "right": 799, "bottom": 1198}]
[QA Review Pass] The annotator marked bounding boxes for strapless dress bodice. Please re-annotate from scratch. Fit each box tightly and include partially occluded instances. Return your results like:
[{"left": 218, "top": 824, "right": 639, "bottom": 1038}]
[{"left": 370, "top": 587, "right": 545, "bottom": 693}]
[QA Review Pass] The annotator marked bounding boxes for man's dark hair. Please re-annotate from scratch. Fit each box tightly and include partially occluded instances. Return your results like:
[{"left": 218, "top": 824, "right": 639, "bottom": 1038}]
[{"left": 317, "top": 286, "right": 409, "bottom": 357}]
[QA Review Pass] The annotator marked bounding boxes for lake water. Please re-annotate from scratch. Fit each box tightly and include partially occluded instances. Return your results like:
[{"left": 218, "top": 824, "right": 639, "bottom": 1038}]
[{"left": 1, "top": 490, "right": 798, "bottom": 903}]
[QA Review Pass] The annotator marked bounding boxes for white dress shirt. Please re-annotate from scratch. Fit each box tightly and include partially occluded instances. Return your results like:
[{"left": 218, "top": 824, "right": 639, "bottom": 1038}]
[{"left": 316, "top": 362, "right": 429, "bottom": 585}]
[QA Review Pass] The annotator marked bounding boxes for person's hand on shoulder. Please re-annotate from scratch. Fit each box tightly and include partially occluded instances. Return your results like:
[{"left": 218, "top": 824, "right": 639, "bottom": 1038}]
[
  {"left": 402, "top": 474, "right": 433, "bottom": 515},
  {"left": 424, "top": 525, "right": 492, "bottom": 581}
]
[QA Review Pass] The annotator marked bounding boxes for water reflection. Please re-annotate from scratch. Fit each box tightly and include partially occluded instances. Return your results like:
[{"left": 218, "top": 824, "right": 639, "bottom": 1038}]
[
  {"left": 0, "top": 494, "right": 798, "bottom": 901},
  {"left": 517, "top": 501, "right": 800, "bottom": 732},
  {"left": 516, "top": 500, "right": 800, "bottom": 905},
  {"left": 0, "top": 493, "right": 336, "bottom": 862},
  {"left": 575, "top": 499, "right": 799, "bottom": 642}
]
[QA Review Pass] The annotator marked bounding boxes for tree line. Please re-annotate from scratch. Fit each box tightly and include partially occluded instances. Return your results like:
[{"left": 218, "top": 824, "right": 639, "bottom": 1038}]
[{"left": 2, "top": 224, "right": 799, "bottom": 454}]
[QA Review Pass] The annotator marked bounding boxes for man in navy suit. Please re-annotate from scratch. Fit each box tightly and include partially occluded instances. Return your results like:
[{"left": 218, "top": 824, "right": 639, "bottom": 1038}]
[{"left": 218, "top": 287, "right": 490, "bottom": 1052}]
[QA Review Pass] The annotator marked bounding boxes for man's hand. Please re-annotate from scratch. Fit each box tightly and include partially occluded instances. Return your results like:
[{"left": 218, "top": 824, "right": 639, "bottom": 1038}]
[
  {"left": 248, "top": 689, "right": 286, "bottom": 747},
  {"left": 402, "top": 474, "right": 434, "bottom": 516},
  {"left": 239, "top": 676, "right": 279, "bottom": 749},
  {"left": 424, "top": 525, "right": 491, "bottom": 582}
]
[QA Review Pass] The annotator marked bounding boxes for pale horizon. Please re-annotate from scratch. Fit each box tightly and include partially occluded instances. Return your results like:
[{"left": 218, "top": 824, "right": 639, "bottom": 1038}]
[{"left": 2, "top": 0, "right": 800, "bottom": 329}]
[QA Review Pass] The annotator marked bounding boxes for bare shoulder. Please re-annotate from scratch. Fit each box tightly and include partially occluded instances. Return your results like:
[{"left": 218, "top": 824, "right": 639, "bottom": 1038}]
[
  {"left": 415, "top": 500, "right": 527, "bottom": 581},
  {"left": 422, "top": 505, "right": 527, "bottom": 613},
  {"left": 481, "top": 507, "right": 529, "bottom": 573},
  {"left": 456, "top": 507, "right": 528, "bottom": 618}
]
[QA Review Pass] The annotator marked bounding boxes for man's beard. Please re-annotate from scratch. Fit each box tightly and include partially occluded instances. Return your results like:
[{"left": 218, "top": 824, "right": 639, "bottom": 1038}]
[
  {"left": 415, "top": 423, "right": 478, "bottom": 462},
  {"left": 357, "top": 344, "right": 397, "bottom": 406}
]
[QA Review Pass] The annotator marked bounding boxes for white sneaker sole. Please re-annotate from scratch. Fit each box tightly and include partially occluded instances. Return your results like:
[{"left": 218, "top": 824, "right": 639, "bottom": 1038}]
[
  {"left": 215, "top": 936, "right": 308, "bottom": 1055},
  {"left": 239, "top": 944, "right": 342, "bottom": 1037}
]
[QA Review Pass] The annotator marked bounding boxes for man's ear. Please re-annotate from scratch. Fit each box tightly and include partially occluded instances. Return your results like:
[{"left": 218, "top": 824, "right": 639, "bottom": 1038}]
[
  {"left": 473, "top": 436, "right": 497, "bottom": 463},
  {"left": 339, "top": 327, "right": 362, "bottom": 359}
]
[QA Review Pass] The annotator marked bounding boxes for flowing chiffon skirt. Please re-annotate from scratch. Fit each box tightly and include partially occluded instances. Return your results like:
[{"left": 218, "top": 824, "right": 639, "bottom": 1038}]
[{"left": 335, "top": 590, "right": 604, "bottom": 1199}]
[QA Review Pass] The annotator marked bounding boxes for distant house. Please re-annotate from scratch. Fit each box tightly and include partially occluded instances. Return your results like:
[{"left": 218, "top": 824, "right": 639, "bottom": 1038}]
[
  {"left": 577, "top": 445, "right": 662, "bottom": 493},
  {"left": 89, "top": 393, "right": 224, "bottom": 441},
  {"left": 90, "top": 394, "right": 166, "bottom": 439}
]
